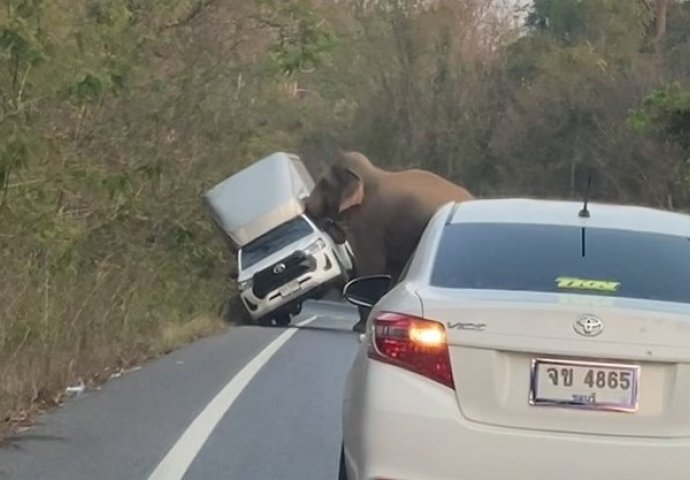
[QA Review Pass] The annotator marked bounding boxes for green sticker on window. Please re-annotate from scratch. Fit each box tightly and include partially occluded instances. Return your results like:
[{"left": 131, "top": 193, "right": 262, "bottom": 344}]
[{"left": 556, "top": 276, "right": 620, "bottom": 292}]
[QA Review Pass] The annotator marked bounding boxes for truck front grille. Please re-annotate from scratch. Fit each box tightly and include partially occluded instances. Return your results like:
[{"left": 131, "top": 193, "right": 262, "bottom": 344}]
[{"left": 252, "top": 250, "right": 316, "bottom": 299}]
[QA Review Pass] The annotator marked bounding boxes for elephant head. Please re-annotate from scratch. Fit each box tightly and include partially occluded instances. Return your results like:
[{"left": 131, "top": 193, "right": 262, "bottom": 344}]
[
  {"left": 305, "top": 153, "right": 368, "bottom": 244},
  {"left": 305, "top": 150, "right": 474, "bottom": 333}
]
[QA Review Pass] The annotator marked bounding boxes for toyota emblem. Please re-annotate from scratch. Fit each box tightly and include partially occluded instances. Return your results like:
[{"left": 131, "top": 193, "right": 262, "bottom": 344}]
[
  {"left": 573, "top": 314, "right": 604, "bottom": 337},
  {"left": 273, "top": 263, "right": 286, "bottom": 275}
]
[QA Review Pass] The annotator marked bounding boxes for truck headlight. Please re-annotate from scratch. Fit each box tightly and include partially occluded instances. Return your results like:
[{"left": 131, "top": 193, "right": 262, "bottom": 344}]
[
  {"left": 238, "top": 279, "right": 253, "bottom": 291},
  {"left": 304, "top": 238, "right": 326, "bottom": 255}
]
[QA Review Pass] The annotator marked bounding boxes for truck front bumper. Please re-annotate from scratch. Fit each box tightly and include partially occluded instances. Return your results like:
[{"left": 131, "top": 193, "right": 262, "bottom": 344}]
[{"left": 239, "top": 248, "right": 344, "bottom": 321}]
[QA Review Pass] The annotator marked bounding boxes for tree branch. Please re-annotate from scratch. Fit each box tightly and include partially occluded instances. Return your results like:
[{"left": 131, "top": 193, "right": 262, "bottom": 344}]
[
  {"left": 160, "top": 0, "right": 219, "bottom": 31},
  {"left": 652, "top": 0, "right": 668, "bottom": 44}
]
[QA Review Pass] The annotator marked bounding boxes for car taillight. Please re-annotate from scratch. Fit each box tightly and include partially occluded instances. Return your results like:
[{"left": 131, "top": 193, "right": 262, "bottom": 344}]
[{"left": 367, "top": 311, "right": 454, "bottom": 390}]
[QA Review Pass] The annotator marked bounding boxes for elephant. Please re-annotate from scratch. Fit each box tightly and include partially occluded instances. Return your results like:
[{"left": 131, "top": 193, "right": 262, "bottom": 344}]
[{"left": 304, "top": 150, "right": 474, "bottom": 332}]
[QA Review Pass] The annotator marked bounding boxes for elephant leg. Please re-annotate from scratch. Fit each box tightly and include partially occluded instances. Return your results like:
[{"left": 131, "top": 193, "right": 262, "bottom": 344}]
[
  {"left": 345, "top": 261, "right": 372, "bottom": 333},
  {"left": 350, "top": 245, "right": 386, "bottom": 333},
  {"left": 341, "top": 212, "right": 387, "bottom": 333},
  {"left": 354, "top": 305, "right": 371, "bottom": 333},
  {"left": 351, "top": 254, "right": 407, "bottom": 333},
  {"left": 351, "top": 259, "right": 403, "bottom": 333}
]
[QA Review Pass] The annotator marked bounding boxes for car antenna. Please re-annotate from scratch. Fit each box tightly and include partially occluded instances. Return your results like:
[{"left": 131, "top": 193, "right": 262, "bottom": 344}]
[{"left": 578, "top": 172, "right": 592, "bottom": 218}]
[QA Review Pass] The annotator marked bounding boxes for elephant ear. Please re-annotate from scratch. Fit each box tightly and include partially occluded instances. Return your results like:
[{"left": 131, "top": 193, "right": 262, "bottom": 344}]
[{"left": 337, "top": 168, "right": 364, "bottom": 214}]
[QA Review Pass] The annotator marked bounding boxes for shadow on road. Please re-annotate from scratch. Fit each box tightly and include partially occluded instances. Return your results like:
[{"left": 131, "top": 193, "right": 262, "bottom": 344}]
[
  {"left": 233, "top": 323, "right": 356, "bottom": 335},
  {"left": 286, "top": 323, "right": 356, "bottom": 334},
  {"left": 0, "top": 432, "right": 66, "bottom": 450}
]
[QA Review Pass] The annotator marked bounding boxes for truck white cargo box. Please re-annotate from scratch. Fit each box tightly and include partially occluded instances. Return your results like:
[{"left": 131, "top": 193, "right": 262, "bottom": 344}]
[{"left": 204, "top": 152, "right": 315, "bottom": 248}]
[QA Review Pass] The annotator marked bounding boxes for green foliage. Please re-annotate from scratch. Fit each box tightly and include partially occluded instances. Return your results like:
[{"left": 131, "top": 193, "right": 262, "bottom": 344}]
[
  {"left": 258, "top": 0, "right": 338, "bottom": 76},
  {"left": 527, "top": 0, "right": 587, "bottom": 38},
  {"left": 527, "top": 0, "right": 652, "bottom": 56},
  {"left": 628, "top": 82, "right": 690, "bottom": 149}
]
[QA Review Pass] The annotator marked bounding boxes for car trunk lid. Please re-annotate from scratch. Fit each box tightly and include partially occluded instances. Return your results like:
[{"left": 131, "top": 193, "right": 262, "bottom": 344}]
[{"left": 418, "top": 287, "right": 690, "bottom": 438}]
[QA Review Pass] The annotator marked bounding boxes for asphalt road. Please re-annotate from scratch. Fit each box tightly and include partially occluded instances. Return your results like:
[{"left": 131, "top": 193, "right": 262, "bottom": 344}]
[{"left": 0, "top": 300, "right": 360, "bottom": 480}]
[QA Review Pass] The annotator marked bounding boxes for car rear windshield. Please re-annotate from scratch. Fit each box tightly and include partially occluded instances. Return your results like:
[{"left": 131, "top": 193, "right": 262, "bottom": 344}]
[
  {"left": 430, "top": 222, "right": 690, "bottom": 305},
  {"left": 240, "top": 216, "right": 314, "bottom": 270}
]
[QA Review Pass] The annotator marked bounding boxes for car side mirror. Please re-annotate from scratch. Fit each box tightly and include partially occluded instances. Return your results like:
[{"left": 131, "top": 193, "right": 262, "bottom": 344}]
[{"left": 342, "top": 274, "right": 392, "bottom": 309}]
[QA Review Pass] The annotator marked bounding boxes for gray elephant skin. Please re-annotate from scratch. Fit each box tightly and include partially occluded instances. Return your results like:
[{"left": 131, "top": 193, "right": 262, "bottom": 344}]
[{"left": 304, "top": 151, "right": 474, "bottom": 332}]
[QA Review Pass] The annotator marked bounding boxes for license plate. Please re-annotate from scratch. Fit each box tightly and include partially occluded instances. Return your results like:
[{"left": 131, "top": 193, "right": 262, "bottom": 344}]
[
  {"left": 529, "top": 358, "right": 640, "bottom": 412},
  {"left": 279, "top": 281, "right": 300, "bottom": 297}
]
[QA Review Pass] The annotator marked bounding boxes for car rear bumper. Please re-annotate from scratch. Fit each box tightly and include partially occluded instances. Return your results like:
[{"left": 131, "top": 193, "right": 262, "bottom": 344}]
[{"left": 343, "top": 359, "right": 690, "bottom": 480}]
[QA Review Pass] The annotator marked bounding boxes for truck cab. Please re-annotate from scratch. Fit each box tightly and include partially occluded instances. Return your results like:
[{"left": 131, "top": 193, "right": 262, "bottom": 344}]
[
  {"left": 237, "top": 214, "right": 353, "bottom": 325},
  {"left": 204, "top": 152, "right": 354, "bottom": 326}
]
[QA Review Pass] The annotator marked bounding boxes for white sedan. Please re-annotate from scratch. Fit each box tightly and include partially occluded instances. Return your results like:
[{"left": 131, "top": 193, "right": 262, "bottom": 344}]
[{"left": 338, "top": 198, "right": 690, "bottom": 480}]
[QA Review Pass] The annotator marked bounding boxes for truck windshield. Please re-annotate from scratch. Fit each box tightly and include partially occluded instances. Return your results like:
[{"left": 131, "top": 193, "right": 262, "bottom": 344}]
[{"left": 240, "top": 216, "right": 314, "bottom": 270}]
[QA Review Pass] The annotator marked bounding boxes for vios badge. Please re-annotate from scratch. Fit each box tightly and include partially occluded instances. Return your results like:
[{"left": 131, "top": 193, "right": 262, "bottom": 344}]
[
  {"left": 273, "top": 263, "right": 286, "bottom": 275},
  {"left": 573, "top": 314, "right": 604, "bottom": 337}
]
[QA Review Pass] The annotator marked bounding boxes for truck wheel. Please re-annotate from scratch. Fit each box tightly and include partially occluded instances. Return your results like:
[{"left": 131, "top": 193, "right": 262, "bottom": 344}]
[
  {"left": 220, "top": 298, "right": 254, "bottom": 325},
  {"left": 274, "top": 312, "right": 291, "bottom": 326},
  {"left": 290, "top": 302, "right": 302, "bottom": 316},
  {"left": 323, "top": 286, "right": 343, "bottom": 302},
  {"left": 257, "top": 316, "right": 273, "bottom": 327},
  {"left": 309, "top": 286, "right": 326, "bottom": 300}
]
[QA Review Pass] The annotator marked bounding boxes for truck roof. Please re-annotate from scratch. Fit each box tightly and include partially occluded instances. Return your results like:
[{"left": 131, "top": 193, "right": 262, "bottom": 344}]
[{"left": 204, "top": 152, "right": 315, "bottom": 247}]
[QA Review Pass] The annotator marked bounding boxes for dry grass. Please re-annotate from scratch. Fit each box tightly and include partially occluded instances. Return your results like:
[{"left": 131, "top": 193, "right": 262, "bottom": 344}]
[
  {"left": 0, "top": 0, "right": 273, "bottom": 438},
  {"left": 0, "top": 239, "right": 230, "bottom": 437},
  {"left": 157, "top": 315, "right": 226, "bottom": 354}
]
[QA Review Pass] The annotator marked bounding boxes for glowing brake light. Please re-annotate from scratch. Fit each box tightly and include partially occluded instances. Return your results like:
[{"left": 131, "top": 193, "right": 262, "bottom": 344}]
[
  {"left": 368, "top": 312, "right": 454, "bottom": 389},
  {"left": 409, "top": 324, "right": 445, "bottom": 346}
]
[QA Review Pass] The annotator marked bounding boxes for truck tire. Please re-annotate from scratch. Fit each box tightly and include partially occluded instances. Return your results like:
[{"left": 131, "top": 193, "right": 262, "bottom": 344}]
[
  {"left": 323, "top": 287, "right": 343, "bottom": 302},
  {"left": 220, "top": 297, "right": 255, "bottom": 325},
  {"left": 290, "top": 302, "right": 302, "bottom": 316},
  {"left": 274, "top": 312, "right": 292, "bottom": 326}
]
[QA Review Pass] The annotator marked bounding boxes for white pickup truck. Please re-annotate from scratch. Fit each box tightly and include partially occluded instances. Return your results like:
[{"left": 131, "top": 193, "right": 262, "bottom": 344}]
[{"left": 204, "top": 152, "right": 354, "bottom": 326}]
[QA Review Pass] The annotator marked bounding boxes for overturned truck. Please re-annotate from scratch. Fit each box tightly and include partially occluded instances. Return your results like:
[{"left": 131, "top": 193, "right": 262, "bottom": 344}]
[{"left": 204, "top": 152, "right": 353, "bottom": 326}]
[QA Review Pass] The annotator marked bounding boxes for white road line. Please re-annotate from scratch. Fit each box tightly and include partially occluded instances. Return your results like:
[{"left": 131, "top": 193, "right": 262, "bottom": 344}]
[{"left": 146, "top": 315, "right": 318, "bottom": 480}]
